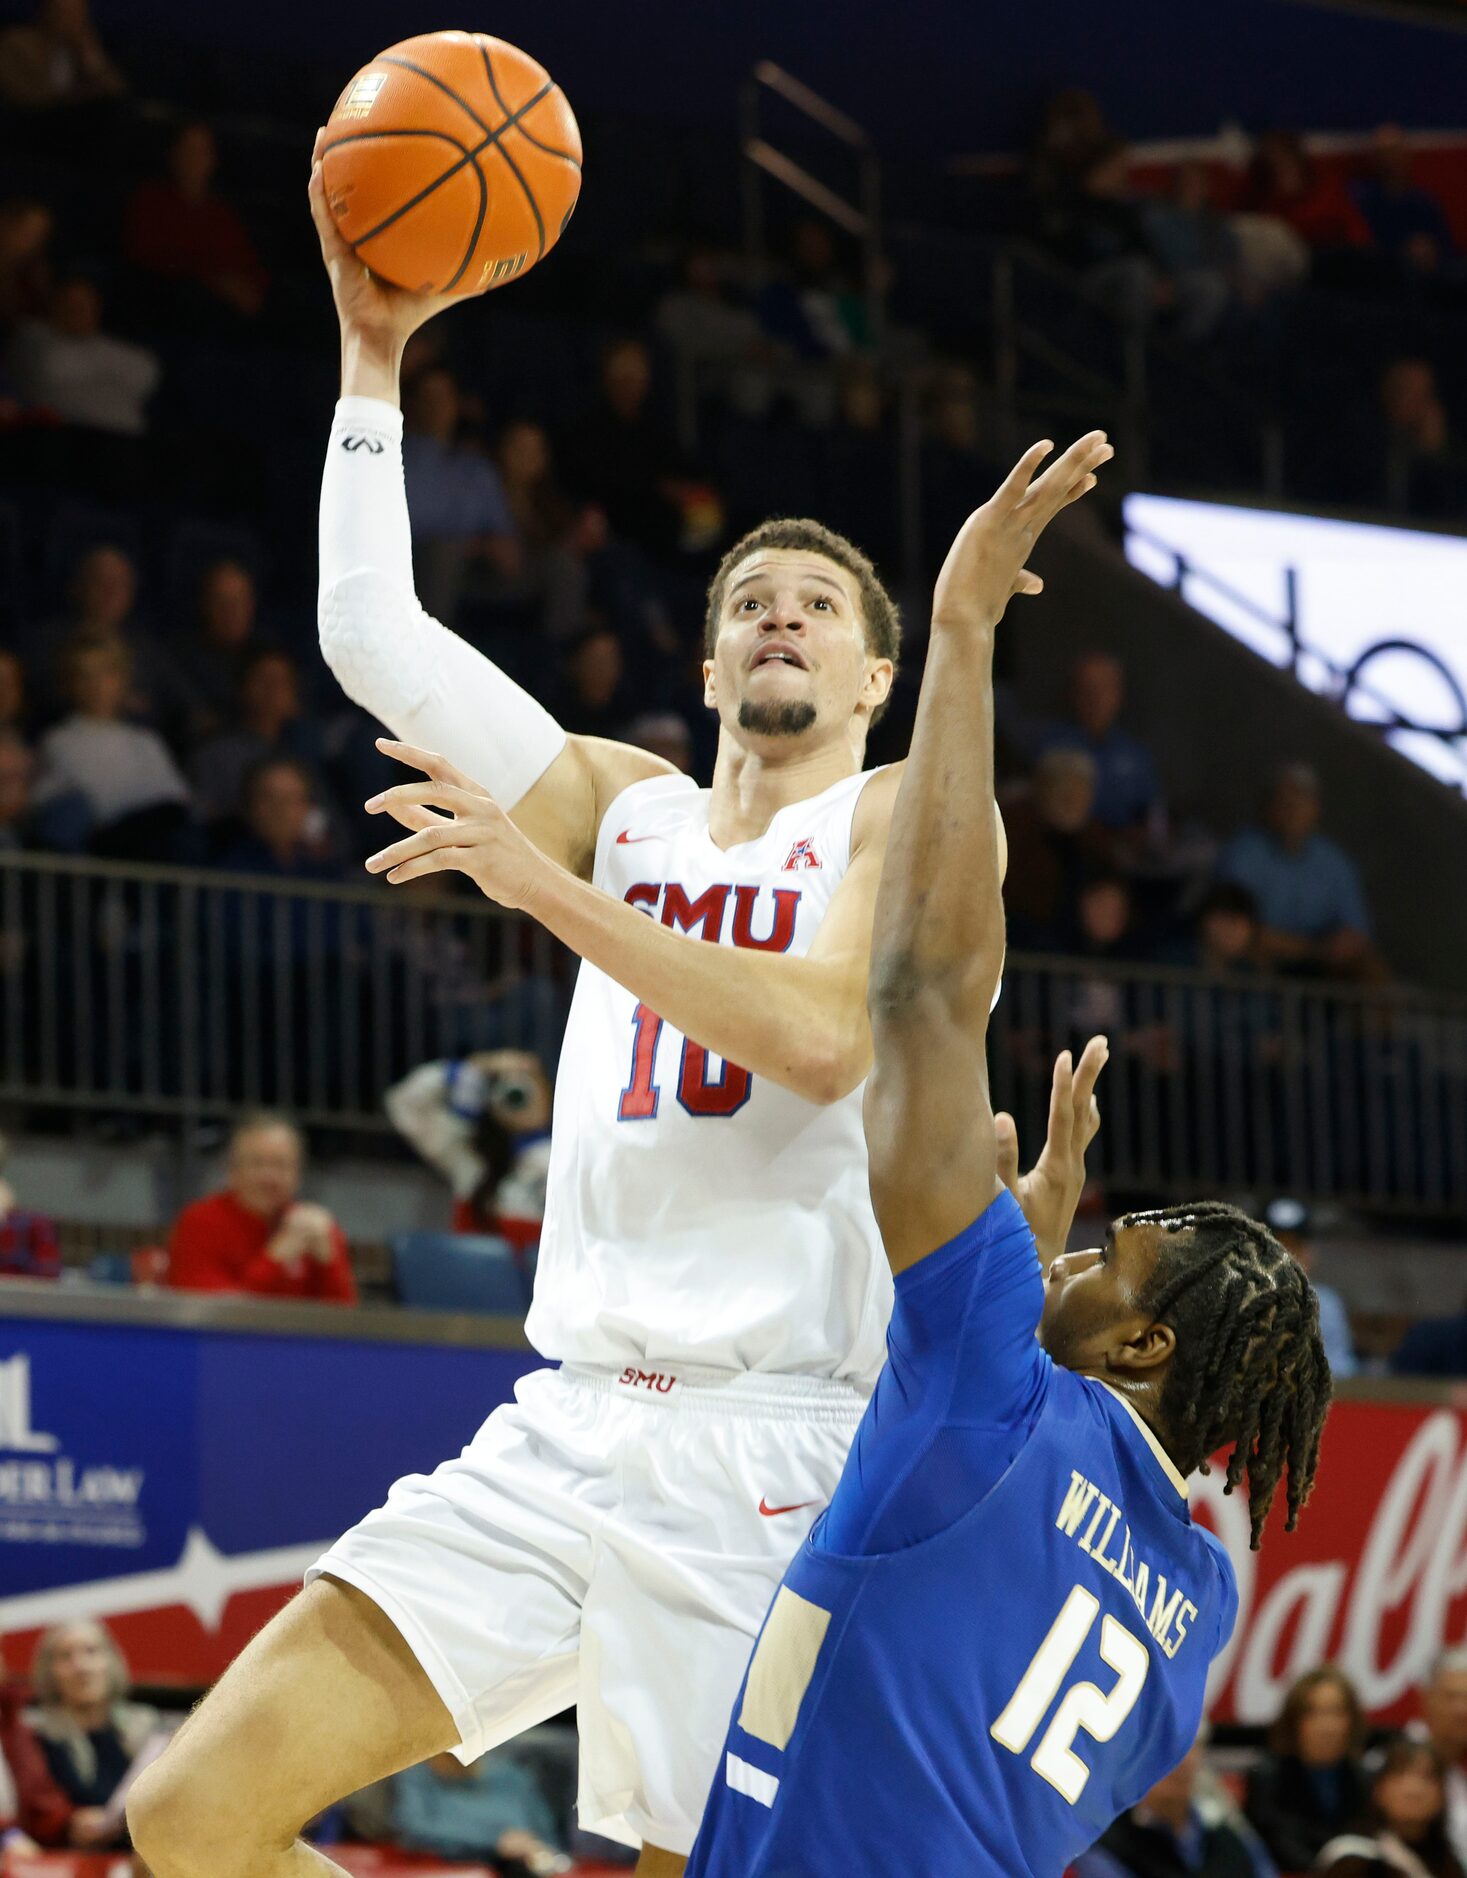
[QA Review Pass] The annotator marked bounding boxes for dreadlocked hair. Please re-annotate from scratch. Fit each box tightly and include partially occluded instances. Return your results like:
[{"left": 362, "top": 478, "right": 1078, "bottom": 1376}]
[{"left": 1127, "top": 1200, "right": 1332, "bottom": 1551}]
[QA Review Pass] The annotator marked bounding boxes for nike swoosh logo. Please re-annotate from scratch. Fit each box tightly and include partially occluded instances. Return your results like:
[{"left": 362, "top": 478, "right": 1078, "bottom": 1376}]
[
  {"left": 615, "top": 830, "right": 662, "bottom": 845},
  {"left": 758, "top": 1497, "right": 819, "bottom": 1518}
]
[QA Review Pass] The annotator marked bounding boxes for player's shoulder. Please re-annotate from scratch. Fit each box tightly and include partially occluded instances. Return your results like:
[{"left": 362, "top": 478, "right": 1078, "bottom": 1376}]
[{"left": 849, "top": 761, "right": 902, "bottom": 853}]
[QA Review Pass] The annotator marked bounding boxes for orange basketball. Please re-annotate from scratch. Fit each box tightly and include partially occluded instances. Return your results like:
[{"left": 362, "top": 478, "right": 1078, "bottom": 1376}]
[{"left": 322, "top": 31, "right": 581, "bottom": 297}]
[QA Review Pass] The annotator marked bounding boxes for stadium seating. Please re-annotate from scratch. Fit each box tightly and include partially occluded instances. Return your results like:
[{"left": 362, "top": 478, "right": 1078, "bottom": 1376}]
[{"left": 390, "top": 1231, "right": 530, "bottom": 1315}]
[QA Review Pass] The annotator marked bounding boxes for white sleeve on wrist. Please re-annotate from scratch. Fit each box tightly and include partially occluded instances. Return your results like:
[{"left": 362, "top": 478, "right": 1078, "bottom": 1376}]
[{"left": 318, "top": 394, "right": 567, "bottom": 810}]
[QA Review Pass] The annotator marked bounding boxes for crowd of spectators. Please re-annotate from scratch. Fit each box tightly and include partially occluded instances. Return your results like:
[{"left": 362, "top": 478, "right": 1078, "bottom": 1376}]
[
  {"left": 8, "top": 1621, "right": 1467, "bottom": 1874},
  {"left": 1078, "top": 1653, "right": 1467, "bottom": 1878}
]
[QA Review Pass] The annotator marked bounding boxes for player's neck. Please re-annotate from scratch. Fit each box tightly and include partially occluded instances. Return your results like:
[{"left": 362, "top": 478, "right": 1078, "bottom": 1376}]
[{"left": 708, "top": 727, "right": 865, "bottom": 848}]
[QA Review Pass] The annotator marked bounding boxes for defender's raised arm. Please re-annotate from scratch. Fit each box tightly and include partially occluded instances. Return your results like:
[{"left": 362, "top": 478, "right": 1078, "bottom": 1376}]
[{"left": 864, "top": 432, "right": 1113, "bottom": 1272}]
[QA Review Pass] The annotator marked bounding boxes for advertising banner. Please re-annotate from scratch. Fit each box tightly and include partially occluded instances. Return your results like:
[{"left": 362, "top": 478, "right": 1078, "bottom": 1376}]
[{"left": 0, "top": 1313, "right": 540, "bottom": 1683}]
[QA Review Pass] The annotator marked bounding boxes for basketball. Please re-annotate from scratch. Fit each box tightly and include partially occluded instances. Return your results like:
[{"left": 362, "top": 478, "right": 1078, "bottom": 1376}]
[{"left": 321, "top": 30, "right": 581, "bottom": 297}]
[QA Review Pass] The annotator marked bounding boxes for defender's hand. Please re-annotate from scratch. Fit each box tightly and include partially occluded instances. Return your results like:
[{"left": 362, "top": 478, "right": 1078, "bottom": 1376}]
[
  {"left": 308, "top": 127, "right": 463, "bottom": 350},
  {"left": 932, "top": 431, "right": 1114, "bottom": 634},
  {"left": 995, "top": 1035, "right": 1108, "bottom": 1268},
  {"left": 365, "top": 739, "right": 550, "bottom": 912}
]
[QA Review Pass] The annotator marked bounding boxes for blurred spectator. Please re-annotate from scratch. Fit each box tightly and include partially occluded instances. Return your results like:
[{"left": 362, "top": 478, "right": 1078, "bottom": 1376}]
[
  {"left": 0, "top": 1129, "right": 60, "bottom": 1277},
  {"left": 1380, "top": 358, "right": 1467, "bottom": 517},
  {"left": 563, "top": 338, "right": 706, "bottom": 561},
  {"left": 1036, "top": 652, "right": 1163, "bottom": 841},
  {"left": 1244, "top": 1665, "right": 1368, "bottom": 1873},
  {"left": 0, "top": 0, "right": 124, "bottom": 111},
  {"left": 386, "top": 1049, "right": 553, "bottom": 1249},
  {"left": 0, "top": 199, "right": 53, "bottom": 339},
  {"left": 7, "top": 274, "right": 159, "bottom": 437},
  {"left": 123, "top": 119, "right": 268, "bottom": 320},
  {"left": 624, "top": 710, "right": 694, "bottom": 773},
  {"left": 552, "top": 624, "right": 636, "bottom": 739},
  {"left": 1316, "top": 1735, "right": 1464, "bottom": 1878},
  {"left": 0, "top": 650, "right": 26, "bottom": 735},
  {"left": 1354, "top": 125, "right": 1457, "bottom": 279},
  {"left": 402, "top": 365, "right": 519, "bottom": 627},
  {"left": 1242, "top": 132, "right": 1372, "bottom": 255},
  {"left": 0, "top": 731, "right": 41, "bottom": 851},
  {"left": 1040, "top": 141, "right": 1228, "bottom": 340},
  {"left": 1028, "top": 88, "right": 1116, "bottom": 201},
  {"left": 1071, "top": 873, "right": 1148, "bottom": 965},
  {"left": 1217, "top": 764, "right": 1381, "bottom": 982},
  {"left": 0, "top": 1641, "right": 72, "bottom": 1850},
  {"left": 27, "top": 542, "right": 179, "bottom": 728},
  {"left": 1000, "top": 749, "right": 1117, "bottom": 948},
  {"left": 32, "top": 636, "right": 191, "bottom": 849},
  {"left": 188, "top": 648, "right": 327, "bottom": 829},
  {"left": 654, "top": 247, "right": 764, "bottom": 398},
  {"left": 1141, "top": 164, "right": 1243, "bottom": 312},
  {"left": 1263, "top": 1197, "right": 1357, "bottom": 1377},
  {"left": 390, "top": 1749, "right": 569, "bottom": 1873},
  {"left": 1184, "top": 882, "right": 1263, "bottom": 977},
  {"left": 173, "top": 556, "right": 265, "bottom": 739},
  {"left": 756, "top": 219, "right": 869, "bottom": 365},
  {"left": 213, "top": 755, "right": 339, "bottom": 880},
  {"left": 167, "top": 1110, "right": 357, "bottom": 1301},
  {"left": 493, "top": 417, "right": 601, "bottom": 642},
  {"left": 1390, "top": 1301, "right": 1467, "bottom": 1379},
  {"left": 25, "top": 1621, "right": 165, "bottom": 1853},
  {"left": 1415, "top": 1649, "right": 1467, "bottom": 1868},
  {"left": 1075, "top": 1734, "right": 1277, "bottom": 1878}
]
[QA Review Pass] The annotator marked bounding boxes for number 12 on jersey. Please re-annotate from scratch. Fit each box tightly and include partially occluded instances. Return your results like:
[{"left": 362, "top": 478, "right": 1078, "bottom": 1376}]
[
  {"left": 990, "top": 1585, "right": 1150, "bottom": 1803},
  {"left": 618, "top": 1002, "right": 753, "bottom": 1121}
]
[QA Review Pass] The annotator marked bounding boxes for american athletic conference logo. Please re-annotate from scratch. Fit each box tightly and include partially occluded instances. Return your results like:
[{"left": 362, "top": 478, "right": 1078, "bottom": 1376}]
[
  {"left": 782, "top": 838, "right": 821, "bottom": 872},
  {"left": 0, "top": 1353, "right": 146, "bottom": 1549}
]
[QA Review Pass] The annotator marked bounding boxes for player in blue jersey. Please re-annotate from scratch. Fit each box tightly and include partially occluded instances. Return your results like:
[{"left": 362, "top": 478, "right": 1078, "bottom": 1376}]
[{"left": 686, "top": 432, "right": 1333, "bottom": 1878}]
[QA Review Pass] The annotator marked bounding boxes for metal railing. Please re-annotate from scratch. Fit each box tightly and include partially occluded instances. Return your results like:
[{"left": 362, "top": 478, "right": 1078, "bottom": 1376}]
[
  {"left": 739, "top": 61, "right": 885, "bottom": 345},
  {"left": 2, "top": 852, "right": 1465, "bottom": 1219},
  {"left": 0, "top": 850, "right": 563, "bottom": 1134}
]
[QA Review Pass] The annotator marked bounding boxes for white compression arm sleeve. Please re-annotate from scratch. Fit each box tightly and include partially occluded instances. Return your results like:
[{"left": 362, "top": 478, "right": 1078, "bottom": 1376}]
[{"left": 317, "top": 395, "right": 567, "bottom": 808}]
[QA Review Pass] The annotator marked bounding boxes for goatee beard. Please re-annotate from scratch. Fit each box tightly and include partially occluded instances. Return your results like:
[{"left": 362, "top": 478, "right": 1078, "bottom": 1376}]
[{"left": 738, "top": 698, "right": 818, "bottom": 738}]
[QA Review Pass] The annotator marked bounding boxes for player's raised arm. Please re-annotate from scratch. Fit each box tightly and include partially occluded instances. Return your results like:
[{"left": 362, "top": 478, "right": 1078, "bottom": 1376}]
[
  {"left": 864, "top": 432, "right": 1113, "bottom": 1272},
  {"left": 307, "top": 137, "right": 674, "bottom": 880}
]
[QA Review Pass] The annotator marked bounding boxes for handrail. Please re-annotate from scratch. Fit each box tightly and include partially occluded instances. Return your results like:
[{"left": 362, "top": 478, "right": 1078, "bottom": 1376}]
[
  {"left": 749, "top": 61, "right": 869, "bottom": 149},
  {"left": 740, "top": 61, "right": 884, "bottom": 345}
]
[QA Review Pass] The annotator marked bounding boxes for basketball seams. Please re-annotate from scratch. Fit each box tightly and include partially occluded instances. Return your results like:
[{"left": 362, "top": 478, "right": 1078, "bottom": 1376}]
[
  {"left": 478, "top": 41, "right": 547, "bottom": 262},
  {"left": 445, "top": 156, "right": 490, "bottom": 292},
  {"left": 380, "top": 53, "right": 493, "bottom": 138},
  {"left": 508, "top": 106, "right": 582, "bottom": 172},
  {"left": 322, "top": 128, "right": 470, "bottom": 157}
]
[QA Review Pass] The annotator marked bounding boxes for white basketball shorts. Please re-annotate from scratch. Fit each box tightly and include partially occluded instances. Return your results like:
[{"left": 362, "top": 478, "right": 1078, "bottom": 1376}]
[{"left": 308, "top": 1361, "right": 867, "bottom": 1854}]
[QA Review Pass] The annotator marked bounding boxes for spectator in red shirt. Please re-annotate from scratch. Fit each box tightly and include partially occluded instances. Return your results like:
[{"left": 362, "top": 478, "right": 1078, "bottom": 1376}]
[
  {"left": 1, "top": 1665, "right": 73, "bottom": 1852},
  {"left": 123, "top": 120, "right": 267, "bottom": 320},
  {"left": 167, "top": 1112, "right": 357, "bottom": 1302}
]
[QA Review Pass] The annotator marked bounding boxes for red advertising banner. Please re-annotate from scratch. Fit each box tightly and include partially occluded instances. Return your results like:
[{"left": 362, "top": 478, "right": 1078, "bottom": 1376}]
[{"left": 1197, "top": 1391, "right": 1467, "bottom": 1726}]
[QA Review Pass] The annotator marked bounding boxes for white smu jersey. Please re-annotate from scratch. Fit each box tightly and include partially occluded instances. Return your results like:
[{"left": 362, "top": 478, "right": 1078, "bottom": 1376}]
[{"left": 526, "top": 768, "right": 892, "bottom": 1385}]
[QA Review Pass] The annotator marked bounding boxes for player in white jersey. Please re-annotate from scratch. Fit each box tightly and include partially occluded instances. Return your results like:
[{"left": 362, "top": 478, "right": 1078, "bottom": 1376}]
[{"left": 130, "top": 141, "right": 985, "bottom": 1878}]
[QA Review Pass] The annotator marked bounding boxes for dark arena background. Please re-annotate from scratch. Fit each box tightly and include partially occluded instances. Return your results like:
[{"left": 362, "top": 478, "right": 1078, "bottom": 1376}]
[{"left": 1, "top": 0, "right": 1467, "bottom": 1871}]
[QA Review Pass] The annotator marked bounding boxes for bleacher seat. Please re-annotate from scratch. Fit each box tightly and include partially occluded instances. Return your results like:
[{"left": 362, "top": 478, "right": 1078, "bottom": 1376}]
[{"left": 390, "top": 1231, "right": 529, "bottom": 1315}]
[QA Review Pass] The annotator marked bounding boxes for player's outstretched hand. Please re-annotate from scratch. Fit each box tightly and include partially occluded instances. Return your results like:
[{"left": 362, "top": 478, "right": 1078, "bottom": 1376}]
[
  {"left": 308, "top": 127, "right": 463, "bottom": 348},
  {"left": 364, "top": 739, "right": 551, "bottom": 911},
  {"left": 994, "top": 1035, "right": 1108, "bottom": 1270},
  {"left": 932, "top": 431, "right": 1114, "bottom": 635}
]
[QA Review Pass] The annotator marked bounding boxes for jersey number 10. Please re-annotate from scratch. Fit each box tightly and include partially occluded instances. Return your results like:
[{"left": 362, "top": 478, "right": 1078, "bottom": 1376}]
[
  {"left": 618, "top": 1003, "right": 753, "bottom": 1120},
  {"left": 990, "top": 1585, "right": 1150, "bottom": 1803}
]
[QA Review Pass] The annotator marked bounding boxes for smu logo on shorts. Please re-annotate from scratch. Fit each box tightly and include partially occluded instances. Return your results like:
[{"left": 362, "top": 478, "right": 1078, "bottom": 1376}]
[{"left": 782, "top": 839, "right": 822, "bottom": 872}]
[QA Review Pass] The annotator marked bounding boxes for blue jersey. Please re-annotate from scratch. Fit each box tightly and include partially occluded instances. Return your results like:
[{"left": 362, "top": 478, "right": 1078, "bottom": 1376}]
[{"left": 687, "top": 1190, "right": 1238, "bottom": 1878}]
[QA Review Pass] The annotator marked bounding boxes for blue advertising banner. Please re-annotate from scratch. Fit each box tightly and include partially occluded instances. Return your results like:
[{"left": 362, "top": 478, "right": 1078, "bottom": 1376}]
[{"left": 0, "top": 1307, "right": 539, "bottom": 1682}]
